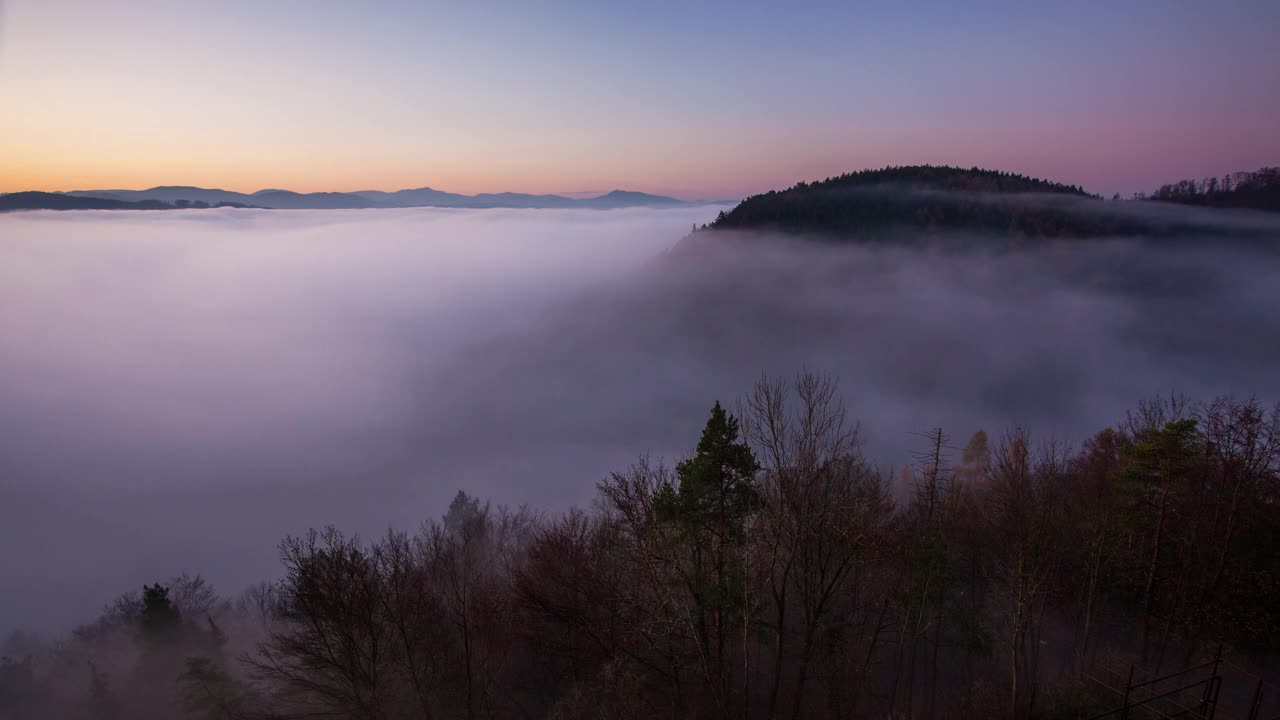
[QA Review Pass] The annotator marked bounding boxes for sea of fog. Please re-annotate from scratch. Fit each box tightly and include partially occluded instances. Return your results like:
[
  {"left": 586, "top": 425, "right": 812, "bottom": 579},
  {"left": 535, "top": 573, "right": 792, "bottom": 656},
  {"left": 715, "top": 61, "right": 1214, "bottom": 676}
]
[{"left": 3, "top": 205, "right": 1279, "bottom": 633}]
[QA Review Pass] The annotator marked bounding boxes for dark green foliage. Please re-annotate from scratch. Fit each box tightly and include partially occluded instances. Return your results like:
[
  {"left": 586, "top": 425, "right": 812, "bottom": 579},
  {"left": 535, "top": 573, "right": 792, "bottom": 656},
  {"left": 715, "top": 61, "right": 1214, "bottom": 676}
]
[
  {"left": 1119, "top": 418, "right": 1202, "bottom": 487},
  {"left": 653, "top": 403, "right": 760, "bottom": 714},
  {"left": 656, "top": 401, "right": 760, "bottom": 538}
]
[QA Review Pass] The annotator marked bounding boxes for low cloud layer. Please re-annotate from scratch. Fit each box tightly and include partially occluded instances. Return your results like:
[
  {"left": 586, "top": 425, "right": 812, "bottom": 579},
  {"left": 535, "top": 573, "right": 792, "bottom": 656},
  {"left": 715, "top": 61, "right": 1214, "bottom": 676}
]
[{"left": 2, "top": 205, "right": 1279, "bottom": 633}]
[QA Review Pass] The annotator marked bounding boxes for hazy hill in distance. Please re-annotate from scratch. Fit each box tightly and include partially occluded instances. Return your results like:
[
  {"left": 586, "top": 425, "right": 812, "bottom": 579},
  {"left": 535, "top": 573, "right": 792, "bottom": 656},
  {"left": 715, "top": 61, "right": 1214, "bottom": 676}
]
[
  {"left": 1, "top": 191, "right": 184, "bottom": 211},
  {"left": 352, "top": 187, "right": 474, "bottom": 207},
  {"left": 468, "top": 192, "right": 579, "bottom": 208},
  {"left": 66, "top": 186, "right": 256, "bottom": 206},
  {"left": 2, "top": 185, "right": 696, "bottom": 212},
  {"left": 578, "top": 189, "right": 688, "bottom": 209},
  {"left": 250, "top": 190, "right": 382, "bottom": 210}
]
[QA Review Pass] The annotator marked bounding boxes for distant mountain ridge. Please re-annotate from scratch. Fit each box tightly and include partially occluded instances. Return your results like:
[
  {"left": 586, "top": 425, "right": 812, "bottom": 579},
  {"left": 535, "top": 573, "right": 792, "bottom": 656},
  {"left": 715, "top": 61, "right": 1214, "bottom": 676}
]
[
  {"left": 0, "top": 191, "right": 254, "bottom": 212},
  {"left": 1, "top": 185, "right": 699, "bottom": 212}
]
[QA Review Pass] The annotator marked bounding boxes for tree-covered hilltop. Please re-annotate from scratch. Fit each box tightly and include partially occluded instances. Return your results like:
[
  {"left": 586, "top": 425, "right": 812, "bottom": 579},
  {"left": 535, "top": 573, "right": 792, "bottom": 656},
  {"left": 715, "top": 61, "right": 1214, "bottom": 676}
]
[
  {"left": 1145, "top": 166, "right": 1280, "bottom": 212},
  {"left": 706, "top": 165, "right": 1122, "bottom": 239},
  {"left": 765, "top": 164, "right": 1094, "bottom": 197}
]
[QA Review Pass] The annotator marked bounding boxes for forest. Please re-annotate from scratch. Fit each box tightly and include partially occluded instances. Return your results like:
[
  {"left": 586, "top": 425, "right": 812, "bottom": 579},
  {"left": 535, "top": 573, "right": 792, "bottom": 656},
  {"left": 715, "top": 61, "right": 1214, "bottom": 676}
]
[
  {"left": 2, "top": 373, "right": 1277, "bottom": 719},
  {"left": 705, "top": 166, "right": 1280, "bottom": 240},
  {"left": 1145, "top": 168, "right": 1280, "bottom": 212}
]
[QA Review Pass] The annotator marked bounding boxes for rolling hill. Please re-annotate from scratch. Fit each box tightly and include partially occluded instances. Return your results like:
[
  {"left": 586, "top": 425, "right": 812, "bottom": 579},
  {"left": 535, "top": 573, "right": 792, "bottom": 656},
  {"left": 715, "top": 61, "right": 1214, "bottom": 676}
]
[
  {"left": 4, "top": 186, "right": 694, "bottom": 212},
  {"left": 1, "top": 192, "right": 172, "bottom": 211},
  {"left": 700, "top": 165, "right": 1280, "bottom": 241}
]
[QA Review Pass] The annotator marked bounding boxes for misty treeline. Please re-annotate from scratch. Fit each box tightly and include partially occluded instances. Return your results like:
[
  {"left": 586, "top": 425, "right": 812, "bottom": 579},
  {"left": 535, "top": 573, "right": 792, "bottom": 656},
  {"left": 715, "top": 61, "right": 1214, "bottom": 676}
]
[
  {"left": 3, "top": 373, "right": 1279, "bottom": 719},
  {"left": 703, "top": 166, "right": 1125, "bottom": 240},
  {"left": 698, "top": 165, "right": 1280, "bottom": 241},
  {"left": 1144, "top": 167, "right": 1280, "bottom": 212}
]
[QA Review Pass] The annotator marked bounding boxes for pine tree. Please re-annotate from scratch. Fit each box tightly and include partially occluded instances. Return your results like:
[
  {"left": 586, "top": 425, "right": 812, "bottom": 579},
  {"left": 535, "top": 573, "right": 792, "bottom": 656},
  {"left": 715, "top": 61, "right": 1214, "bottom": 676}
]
[
  {"left": 658, "top": 402, "right": 760, "bottom": 536},
  {"left": 139, "top": 584, "right": 182, "bottom": 644},
  {"left": 654, "top": 402, "right": 759, "bottom": 715}
]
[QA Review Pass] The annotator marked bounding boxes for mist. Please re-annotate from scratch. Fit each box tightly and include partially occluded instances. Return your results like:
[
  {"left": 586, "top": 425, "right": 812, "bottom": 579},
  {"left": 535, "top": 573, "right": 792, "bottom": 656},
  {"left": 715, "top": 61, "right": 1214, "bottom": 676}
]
[{"left": 3, "top": 204, "right": 1279, "bottom": 635}]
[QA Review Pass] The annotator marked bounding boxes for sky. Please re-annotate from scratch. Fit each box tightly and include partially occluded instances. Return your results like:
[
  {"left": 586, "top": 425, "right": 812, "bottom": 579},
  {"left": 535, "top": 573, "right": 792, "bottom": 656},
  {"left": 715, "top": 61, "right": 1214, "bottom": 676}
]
[{"left": 1, "top": 0, "right": 1277, "bottom": 199}]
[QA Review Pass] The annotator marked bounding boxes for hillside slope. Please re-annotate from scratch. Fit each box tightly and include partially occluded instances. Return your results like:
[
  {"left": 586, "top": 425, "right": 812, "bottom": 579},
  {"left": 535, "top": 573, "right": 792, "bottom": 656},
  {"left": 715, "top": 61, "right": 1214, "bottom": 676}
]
[
  {"left": 0, "top": 192, "right": 168, "bottom": 211},
  {"left": 707, "top": 165, "right": 1120, "bottom": 238}
]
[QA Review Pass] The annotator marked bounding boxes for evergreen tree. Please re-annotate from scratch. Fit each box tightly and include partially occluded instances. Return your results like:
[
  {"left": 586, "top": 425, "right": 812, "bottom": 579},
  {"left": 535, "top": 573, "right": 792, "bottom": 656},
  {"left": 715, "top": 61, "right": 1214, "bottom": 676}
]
[
  {"left": 654, "top": 402, "right": 759, "bottom": 715},
  {"left": 658, "top": 402, "right": 760, "bottom": 537},
  {"left": 139, "top": 584, "right": 182, "bottom": 644}
]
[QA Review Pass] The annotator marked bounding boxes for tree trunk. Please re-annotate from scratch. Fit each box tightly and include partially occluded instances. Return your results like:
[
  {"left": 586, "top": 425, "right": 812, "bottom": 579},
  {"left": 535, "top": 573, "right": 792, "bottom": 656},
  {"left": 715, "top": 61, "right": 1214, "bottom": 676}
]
[
  {"left": 1079, "top": 539, "right": 1102, "bottom": 669},
  {"left": 767, "top": 579, "right": 788, "bottom": 719},
  {"left": 1143, "top": 488, "right": 1169, "bottom": 616},
  {"left": 1210, "top": 480, "right": 1242, "bottom": 593},
  {"left": 790, "top": 624, "right": 817, "bottom": 720},
  {"left": 851, "top": 597, "right": 889, "bottom": 718}
]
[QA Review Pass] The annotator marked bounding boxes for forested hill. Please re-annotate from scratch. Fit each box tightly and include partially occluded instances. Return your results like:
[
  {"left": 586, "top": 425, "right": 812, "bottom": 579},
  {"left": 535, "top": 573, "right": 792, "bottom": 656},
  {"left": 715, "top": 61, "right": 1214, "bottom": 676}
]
[
  {"left": 705, "top": 165, "right": 1128, "bottom": 239},
  {"left": 1147, "top": 166, "right": 1280, "bottom": 212},
  {"left": 760, "top": 165, "right": 1093, "bottom": 196}
]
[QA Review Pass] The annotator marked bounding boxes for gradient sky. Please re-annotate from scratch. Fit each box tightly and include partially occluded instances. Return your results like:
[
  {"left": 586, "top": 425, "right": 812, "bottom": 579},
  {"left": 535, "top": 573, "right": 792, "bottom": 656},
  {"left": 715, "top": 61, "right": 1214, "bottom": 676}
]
[{"left": 1, "top": 0, "right": 1277, "bottom": 199}]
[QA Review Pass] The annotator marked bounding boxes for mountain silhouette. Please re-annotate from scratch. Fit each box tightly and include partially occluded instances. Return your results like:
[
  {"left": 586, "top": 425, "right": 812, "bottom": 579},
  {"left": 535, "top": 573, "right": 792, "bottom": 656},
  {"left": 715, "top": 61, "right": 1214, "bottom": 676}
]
[
  {"left": 352, "top": 187, "right": 473, "bottom": 207},
  {"left": 2, "top": 192, "right": 175, "bottom": 211},
  {"left": 249, "top": 190, "right": 381, "bottom": 210},
  {"left": 578, "top": 190, "right": 688, "bottom": 209},
  {"left": 4, "top": 185, "right": 694, "bottom": 212},
  {"left": 66, "top": 186, "right": 256, "bottom": 205}
]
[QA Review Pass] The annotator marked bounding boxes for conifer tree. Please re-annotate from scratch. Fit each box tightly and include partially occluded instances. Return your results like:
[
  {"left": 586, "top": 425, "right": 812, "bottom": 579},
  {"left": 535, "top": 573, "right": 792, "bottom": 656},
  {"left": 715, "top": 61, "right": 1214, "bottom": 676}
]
[{"left": 655, "top": 401, "right": 759, "bottom": 716}]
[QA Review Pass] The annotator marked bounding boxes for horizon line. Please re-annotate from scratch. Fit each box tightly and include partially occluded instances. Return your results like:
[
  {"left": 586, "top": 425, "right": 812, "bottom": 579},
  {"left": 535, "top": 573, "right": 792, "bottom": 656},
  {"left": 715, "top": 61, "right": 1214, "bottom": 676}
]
[{"left": 0, "top": 184, "right": 744, "bottom": 203}]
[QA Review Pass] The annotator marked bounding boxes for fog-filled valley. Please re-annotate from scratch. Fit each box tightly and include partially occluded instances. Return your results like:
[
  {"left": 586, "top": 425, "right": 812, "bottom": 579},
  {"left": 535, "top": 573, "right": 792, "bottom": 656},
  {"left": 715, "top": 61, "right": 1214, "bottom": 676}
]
[
  {"left": 4, "top": 204, "right": 1280, "bottom": 630},
  {"left": 3, "top": 203, "right": 1280, "bottom": 718},
  {"left": 0, "top": 207, "right": 714, "bottom": 629}
]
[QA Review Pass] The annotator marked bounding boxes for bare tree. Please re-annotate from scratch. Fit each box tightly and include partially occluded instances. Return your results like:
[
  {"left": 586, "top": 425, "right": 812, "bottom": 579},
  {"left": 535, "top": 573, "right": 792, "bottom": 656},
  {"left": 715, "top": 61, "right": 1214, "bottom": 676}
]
[
  {"left": 980, "top": 431, "right": 1064, "bottom": 719},
  {"left": 743, "top": 371, "right": 890, "bottom": 719},
  {"left": 247, "top": 528, "right": 391, "bottom": 720},
  {"left": 597, "top": 458, "right": 703, "bottom": 718}
]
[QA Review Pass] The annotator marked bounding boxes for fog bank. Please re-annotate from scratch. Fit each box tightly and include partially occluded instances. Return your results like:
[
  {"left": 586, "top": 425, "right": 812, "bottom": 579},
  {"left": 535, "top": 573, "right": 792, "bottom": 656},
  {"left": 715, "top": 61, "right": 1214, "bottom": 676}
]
[{"left": 2, "top": 205, "right": 1278, "bottom": 633}]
